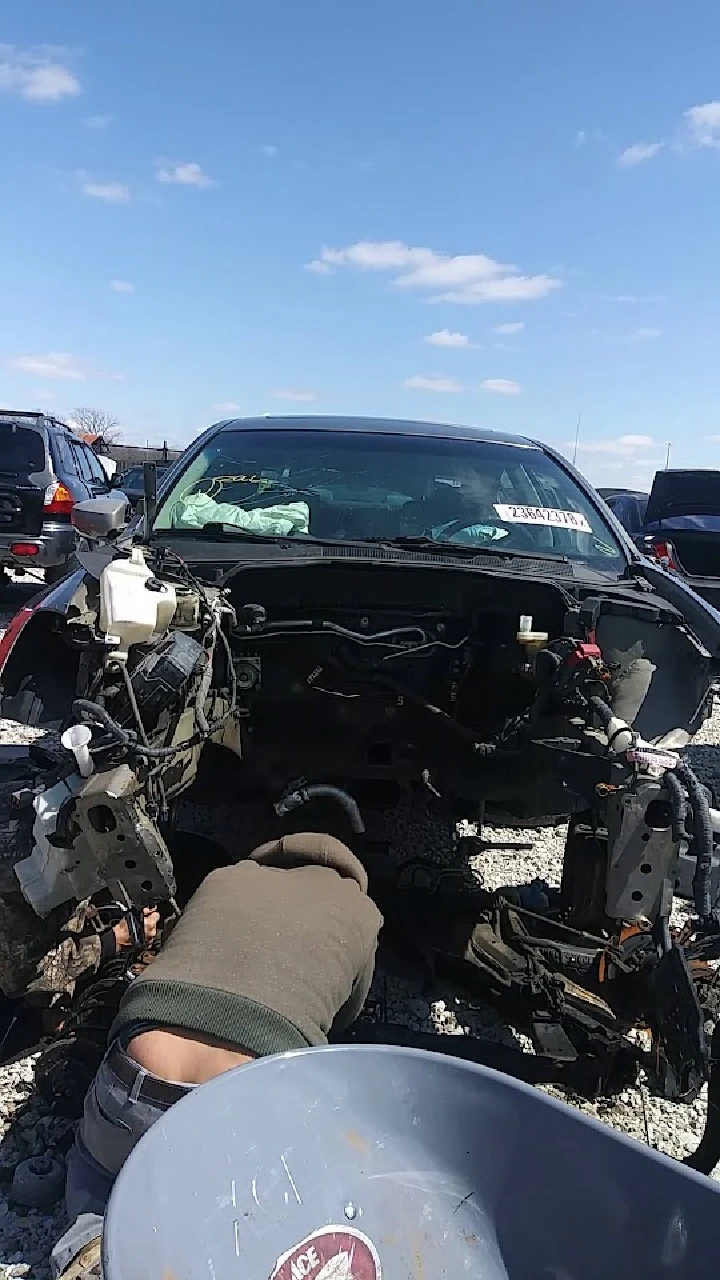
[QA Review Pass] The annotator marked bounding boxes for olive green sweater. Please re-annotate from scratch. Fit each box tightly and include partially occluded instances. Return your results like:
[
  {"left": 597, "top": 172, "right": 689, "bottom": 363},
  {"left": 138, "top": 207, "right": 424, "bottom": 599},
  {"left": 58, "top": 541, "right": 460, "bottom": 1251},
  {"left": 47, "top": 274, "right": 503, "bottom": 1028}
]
[{"left": 111, "top": 833, "right": 383, "bottom": 1057}]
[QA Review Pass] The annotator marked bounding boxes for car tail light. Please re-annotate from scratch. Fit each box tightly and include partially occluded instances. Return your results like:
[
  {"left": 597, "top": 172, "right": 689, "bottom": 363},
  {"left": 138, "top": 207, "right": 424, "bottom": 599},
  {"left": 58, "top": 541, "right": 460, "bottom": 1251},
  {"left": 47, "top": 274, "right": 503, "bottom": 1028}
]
[
  {"left": 43, "top": 480, "right": 75, "bottom": 516},
  {"left": 10, "top": 542, "right": 40, "bottom": 557},
  {"left": 0, "top": 604, "right": 36, "bottom": 675},
  {"left": 650, "top": 539, "right": 679, "bottom": 571}
]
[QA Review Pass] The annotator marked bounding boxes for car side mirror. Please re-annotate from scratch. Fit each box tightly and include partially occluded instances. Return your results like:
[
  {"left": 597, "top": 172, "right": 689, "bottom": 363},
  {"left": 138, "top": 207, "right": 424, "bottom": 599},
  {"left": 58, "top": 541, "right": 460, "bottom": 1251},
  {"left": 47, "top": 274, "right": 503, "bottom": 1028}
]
[{"left": 71, "top": 493, "right": 129, "bottom": 541}]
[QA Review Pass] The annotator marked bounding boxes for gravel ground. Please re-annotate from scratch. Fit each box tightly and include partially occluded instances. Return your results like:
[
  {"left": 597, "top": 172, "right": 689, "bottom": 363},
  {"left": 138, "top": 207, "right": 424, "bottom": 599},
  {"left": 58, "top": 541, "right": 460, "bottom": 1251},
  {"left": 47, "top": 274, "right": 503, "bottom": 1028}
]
[{"left": 0, "top": 579, "right": 719, "bottom": 1273}]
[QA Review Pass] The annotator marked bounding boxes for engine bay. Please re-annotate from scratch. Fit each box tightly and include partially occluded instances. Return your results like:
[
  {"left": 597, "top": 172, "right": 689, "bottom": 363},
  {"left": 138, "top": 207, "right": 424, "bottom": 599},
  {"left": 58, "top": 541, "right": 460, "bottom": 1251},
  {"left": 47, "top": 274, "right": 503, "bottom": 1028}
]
[{"left": 3, "top": 542, "right": 720, "bottom": 1171}]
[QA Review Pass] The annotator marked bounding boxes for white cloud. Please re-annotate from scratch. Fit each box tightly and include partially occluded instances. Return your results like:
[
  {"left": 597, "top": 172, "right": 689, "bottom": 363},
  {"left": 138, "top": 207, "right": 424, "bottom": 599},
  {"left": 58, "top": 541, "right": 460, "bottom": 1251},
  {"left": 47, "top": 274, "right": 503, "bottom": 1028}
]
[
  {"left": 83, "top": 114, "right": 113, "bottom": 130},
  {"left": 617, "top": 141, "right": 664, "bottom": 168},
  {"left": 78, "top": 174, "right": 131, "bottom": 203},
  {"left": 7, "top": 352, "right": 123, "bottom": 382},
  {"left": 271, "top": 389, "right": 317, "bottom": 402},
  {"left": 424, "top": 329, "right": 471, "bottom": 348},
  {"left": 481, "top": 378, "right": 522, "bottom": 396},
  {"left": 573, "top": 434, "right": 655, "bottom": 456},
  {"left": 109, "top": 279, "right": 134, "bottom": 294},
  {"left": 611, "top": 327, "right": 661, "bottom": 343},
  {"left": 212, "top": 402, "right": 241, "bottom": 414},
  {"left": 258, "top": 144, "right": 278, "bottom": 158},
  {"left": 684, "top": 101, "right": 720, "bottom": 148},
  {"left": 405, "top": 375, "right": 464, "bottom": 393},
  {"left": 0, "top": 45, "right": 81, "bottom": 102},
  {"left": 156, "top": 161, "right": 216, "bottom": 188},
  {"left": 307, "top": 240, "right": 561, "bottom": 304},
  {"left": 8, "top": 352, "right": 87, "bottom": 381},
  {"left": 494, "top": 321, "right": 524, "bottom": 335}
]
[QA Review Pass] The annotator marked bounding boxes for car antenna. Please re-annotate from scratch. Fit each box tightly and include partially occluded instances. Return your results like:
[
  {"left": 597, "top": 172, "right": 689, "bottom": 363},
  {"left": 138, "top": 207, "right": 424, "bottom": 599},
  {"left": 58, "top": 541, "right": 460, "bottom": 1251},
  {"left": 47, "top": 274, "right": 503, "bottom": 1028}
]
[{"left": 572, "top": 411, "right": 582, "bottom": 465}]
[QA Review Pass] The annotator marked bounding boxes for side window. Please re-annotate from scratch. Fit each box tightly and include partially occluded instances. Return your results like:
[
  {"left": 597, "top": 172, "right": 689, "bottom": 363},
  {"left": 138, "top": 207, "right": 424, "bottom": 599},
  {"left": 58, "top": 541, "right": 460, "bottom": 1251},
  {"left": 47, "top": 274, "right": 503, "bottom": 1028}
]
[
  {"left": 70, "top": 441, "right": 94, "bottom": 484},
  {"left": 86, "top": 448, "right": 108, "bottom": 485},
  {"left": 51, "top": 432, "right": 78, "bottom": 477}
]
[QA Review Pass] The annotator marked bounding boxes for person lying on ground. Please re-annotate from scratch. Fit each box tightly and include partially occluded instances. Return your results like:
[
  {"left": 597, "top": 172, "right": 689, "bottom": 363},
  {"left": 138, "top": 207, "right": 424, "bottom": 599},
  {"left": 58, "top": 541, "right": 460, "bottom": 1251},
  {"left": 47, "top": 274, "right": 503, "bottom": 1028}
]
[{"left": 50, "top": 832, "right": 383, "bottom": 1280}]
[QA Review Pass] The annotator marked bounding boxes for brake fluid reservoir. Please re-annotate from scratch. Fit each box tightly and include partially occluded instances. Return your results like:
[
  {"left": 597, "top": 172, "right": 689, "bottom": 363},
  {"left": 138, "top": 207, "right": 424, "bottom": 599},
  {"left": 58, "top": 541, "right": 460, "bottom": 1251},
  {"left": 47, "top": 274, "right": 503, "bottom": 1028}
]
[{"left": 99, "top": 547, "right": 175, "bottom": 661}]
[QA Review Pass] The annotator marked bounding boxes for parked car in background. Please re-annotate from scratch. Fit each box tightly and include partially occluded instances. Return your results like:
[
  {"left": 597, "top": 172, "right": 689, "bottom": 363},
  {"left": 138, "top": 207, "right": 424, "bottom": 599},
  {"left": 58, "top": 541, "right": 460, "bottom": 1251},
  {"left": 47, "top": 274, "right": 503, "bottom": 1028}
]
[
  {"left": 0, "top": 409, "right": 115, "bottom": 587},
  {"left": 596, "top": 488, "right": 649, "bottom": 540},
  {"left": 639, "top": 470, "right": 720, "bottom": 610},
  {"left": 603, "top": 471, "right": 720, "bottom": 611},
  {"left": 116, "top": 462, "right": 171, "bottom": 514}
]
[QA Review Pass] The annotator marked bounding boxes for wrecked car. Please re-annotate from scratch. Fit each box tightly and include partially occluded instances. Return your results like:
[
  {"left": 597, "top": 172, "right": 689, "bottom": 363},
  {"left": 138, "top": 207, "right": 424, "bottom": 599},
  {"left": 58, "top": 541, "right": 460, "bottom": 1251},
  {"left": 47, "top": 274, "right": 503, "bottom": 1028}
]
[{"left": 2, "top": 415, "right": 720, "bottom": 1157}]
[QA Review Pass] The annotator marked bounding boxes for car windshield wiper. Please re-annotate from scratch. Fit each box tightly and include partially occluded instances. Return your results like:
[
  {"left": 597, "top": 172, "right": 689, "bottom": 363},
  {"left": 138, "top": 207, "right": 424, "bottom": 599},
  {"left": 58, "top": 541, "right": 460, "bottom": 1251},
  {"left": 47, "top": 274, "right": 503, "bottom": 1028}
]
[
  {"left": 150, "top": 526, "right": 573, "bottom": 566},
  {"left": 151, "top": 522, "right": 318, "bottom": 544},
  {"left": 360, "top": 536, "right": 569, "bottom": 562}
]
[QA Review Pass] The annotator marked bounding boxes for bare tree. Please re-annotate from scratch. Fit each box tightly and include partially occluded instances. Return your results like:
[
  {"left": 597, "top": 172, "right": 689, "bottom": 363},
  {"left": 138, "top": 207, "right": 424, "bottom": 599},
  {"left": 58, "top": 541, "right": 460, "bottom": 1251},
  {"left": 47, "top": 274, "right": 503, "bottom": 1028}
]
[{"left": 70, "top": 407, "right": 123, "bottom": 446}]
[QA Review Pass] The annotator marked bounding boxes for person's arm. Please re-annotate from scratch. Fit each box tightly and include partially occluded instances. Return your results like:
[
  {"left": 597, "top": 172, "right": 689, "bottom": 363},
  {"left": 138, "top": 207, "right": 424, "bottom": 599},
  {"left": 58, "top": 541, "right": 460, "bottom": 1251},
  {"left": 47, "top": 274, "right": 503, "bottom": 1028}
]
[{"left": 27, "top": 906, "right": 160, "bottom": 999}]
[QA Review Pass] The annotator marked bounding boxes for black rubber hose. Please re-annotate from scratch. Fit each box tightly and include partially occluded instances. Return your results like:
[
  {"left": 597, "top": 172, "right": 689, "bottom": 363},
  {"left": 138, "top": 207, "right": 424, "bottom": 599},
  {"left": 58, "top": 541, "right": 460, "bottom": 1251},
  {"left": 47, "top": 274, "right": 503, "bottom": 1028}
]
[
  {"left": 664, "top": 769, "right": 688, "bottom": 844},
  {"left": 276, "top": 784, "right": 365, "bottom": 834},
  {"left": 72, "top": 697, "right": 230, "bottom": 762},
  {"left": 676, "top": 760, "right": 714, "bottom": 920},
  {"left": 72, "top": 699, "right": 133, "bottom": 748}
]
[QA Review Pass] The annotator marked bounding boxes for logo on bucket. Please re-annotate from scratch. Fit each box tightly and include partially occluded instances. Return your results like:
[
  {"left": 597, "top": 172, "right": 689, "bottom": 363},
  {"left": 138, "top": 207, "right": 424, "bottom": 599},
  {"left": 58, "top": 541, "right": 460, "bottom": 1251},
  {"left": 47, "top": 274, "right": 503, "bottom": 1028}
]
[{"left": 270, "top": 1225, "right": 382, "bottom": 1280}]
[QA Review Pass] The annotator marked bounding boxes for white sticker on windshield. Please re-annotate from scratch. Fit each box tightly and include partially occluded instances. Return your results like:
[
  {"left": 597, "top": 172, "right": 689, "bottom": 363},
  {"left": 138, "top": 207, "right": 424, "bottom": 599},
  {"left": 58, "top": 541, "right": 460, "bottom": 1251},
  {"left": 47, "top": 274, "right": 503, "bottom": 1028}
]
[{"left": 493, "top": 503, "right": 592, "bottom": 533}]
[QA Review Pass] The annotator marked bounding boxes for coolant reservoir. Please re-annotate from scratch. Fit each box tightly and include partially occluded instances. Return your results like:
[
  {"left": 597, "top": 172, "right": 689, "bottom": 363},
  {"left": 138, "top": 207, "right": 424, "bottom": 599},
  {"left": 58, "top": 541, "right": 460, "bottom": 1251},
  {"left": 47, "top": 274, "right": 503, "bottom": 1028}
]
[
  {"left": 516, "top": 613, "right": 548, "bottom": 652},
  {"left": 99, "top": 547, "right": 176, "bottom": 661}
]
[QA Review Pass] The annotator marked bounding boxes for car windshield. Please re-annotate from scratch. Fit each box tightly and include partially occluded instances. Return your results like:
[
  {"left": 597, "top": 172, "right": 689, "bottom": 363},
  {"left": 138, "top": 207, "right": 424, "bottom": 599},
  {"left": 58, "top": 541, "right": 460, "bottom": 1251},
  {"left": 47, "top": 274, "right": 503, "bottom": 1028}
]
[
  {"left": 121, "top": 464, "right": 168, "bottom": 487},
  {"left": 120, "top": 467, "right": 145, "bottom": 487},
  {"left": 153, "top": 428, "right": 627, "bottom": 573}
]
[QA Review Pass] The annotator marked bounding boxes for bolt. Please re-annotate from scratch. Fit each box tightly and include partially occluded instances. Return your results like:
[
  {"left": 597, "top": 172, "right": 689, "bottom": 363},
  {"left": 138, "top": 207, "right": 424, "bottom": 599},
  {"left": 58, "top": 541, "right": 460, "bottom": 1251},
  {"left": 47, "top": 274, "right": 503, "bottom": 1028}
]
[
  {"left": 360, "top": 616, "right": 369, "bottom": 629},
  {"left": 344, "top": 1201, "right": 357, "bottom": 1221}
]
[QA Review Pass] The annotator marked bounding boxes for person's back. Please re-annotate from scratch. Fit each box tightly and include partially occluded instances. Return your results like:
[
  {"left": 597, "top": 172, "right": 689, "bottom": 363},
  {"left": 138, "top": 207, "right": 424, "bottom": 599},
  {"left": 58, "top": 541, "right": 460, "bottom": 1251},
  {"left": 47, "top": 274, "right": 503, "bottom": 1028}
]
[
  {"left": 52, "top": 832, "right": 383, "bottom": 1280},
  {"left": 113, "top": 832, "right": 382, "bottom": 1072}
]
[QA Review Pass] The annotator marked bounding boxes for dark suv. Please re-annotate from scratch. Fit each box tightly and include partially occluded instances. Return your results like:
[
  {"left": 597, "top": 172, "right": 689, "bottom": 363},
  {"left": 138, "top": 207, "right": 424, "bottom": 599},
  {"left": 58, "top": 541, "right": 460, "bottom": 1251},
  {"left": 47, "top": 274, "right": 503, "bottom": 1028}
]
[{"left": 0, "top": 410, "right": 113, "bottom": 586}]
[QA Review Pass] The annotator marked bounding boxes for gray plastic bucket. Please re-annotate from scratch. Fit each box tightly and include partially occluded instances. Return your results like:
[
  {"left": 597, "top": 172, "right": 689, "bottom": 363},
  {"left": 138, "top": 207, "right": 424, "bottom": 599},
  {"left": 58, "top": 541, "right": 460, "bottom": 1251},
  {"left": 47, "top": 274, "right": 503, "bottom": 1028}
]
[{"left": 102, "top": 1044, "right": 720, "bottom": 1280}]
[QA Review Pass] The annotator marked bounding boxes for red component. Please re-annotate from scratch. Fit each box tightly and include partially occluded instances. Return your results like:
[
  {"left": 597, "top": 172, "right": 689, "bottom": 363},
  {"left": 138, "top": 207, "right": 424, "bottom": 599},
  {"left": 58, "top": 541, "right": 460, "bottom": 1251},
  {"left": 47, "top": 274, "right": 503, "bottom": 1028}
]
[
  {"left": 566, "top": 640, "right": 603, "bottom": 667},
  {"left": 649, "top": 538, "right": 679, "bottom": 571},
  {"left": 43, "top": 480, "right": 75, "bottom": 516},
  {"left": 0, "top": 604, "right": 36, "bottom": 675},
  {"left": 9, "top": 542, "right": 39, "bottom": 557}
]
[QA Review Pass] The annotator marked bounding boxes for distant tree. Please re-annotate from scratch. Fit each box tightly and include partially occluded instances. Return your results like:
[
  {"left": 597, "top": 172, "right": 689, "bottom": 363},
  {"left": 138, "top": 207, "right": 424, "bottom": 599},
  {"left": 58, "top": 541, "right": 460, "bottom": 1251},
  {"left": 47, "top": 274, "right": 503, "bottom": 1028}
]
[{"left": 70, "top": 407, "right": 123, "bottom": 447}]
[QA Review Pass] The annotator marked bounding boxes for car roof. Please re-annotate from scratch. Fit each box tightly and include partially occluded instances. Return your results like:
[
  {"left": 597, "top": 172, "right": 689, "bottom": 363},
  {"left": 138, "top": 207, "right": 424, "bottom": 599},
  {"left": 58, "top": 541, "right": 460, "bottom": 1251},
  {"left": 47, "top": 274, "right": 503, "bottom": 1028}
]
[
  {"left": 597, "top": 487, "right": 648, "bottom": 500},
  {"left": 214, "top": 414, "right": 537, "bottom": 448}
]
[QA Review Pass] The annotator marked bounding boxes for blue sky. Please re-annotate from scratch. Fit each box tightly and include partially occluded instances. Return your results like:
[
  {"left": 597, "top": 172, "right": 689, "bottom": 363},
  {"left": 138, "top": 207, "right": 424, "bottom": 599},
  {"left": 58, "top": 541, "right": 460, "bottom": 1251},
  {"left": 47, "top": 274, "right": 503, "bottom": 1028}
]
[{"left": 1, "top": 0, "right": 719, "bottom": 489}]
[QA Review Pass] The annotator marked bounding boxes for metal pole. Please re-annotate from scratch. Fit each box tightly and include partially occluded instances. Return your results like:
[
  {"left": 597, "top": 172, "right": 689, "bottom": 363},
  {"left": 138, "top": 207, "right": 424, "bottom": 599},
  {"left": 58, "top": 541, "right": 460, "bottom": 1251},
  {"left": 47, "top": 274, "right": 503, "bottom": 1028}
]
[
  {"left": 665, "top": 442, "right": 672, "bottom": 469},
  {"left": 572, "top": 412, "right": 582, "bottom": 465}
]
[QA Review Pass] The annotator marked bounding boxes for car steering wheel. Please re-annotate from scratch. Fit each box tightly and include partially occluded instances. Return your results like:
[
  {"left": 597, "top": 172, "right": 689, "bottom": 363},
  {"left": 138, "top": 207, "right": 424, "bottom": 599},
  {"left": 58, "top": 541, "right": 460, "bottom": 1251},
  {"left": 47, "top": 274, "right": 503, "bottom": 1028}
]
[{"left": 433, "top": 517, "right": 538, "bottom": 548}]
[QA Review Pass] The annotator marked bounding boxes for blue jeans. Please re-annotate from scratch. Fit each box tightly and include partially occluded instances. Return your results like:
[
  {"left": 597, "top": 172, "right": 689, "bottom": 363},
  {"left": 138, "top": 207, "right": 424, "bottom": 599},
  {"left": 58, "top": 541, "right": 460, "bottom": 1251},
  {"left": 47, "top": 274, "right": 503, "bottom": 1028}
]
[{"left": 50, "top": 1039, "right": 194, "bottom": 1277}]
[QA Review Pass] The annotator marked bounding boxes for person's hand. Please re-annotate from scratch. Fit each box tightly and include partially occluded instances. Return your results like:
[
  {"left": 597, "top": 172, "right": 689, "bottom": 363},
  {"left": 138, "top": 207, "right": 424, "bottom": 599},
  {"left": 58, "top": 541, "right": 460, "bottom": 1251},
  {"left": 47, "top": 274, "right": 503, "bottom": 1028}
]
[{"left": 112, "top": 906, "right": 161, "bottom": 950}]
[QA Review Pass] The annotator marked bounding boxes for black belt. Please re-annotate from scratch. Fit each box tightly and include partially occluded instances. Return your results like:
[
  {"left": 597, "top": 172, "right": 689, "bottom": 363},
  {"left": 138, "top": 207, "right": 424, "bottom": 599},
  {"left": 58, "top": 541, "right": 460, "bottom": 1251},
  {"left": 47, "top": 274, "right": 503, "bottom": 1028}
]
[{"left": 107, "top": 1040, "right": 191, "bottom": 1108}]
